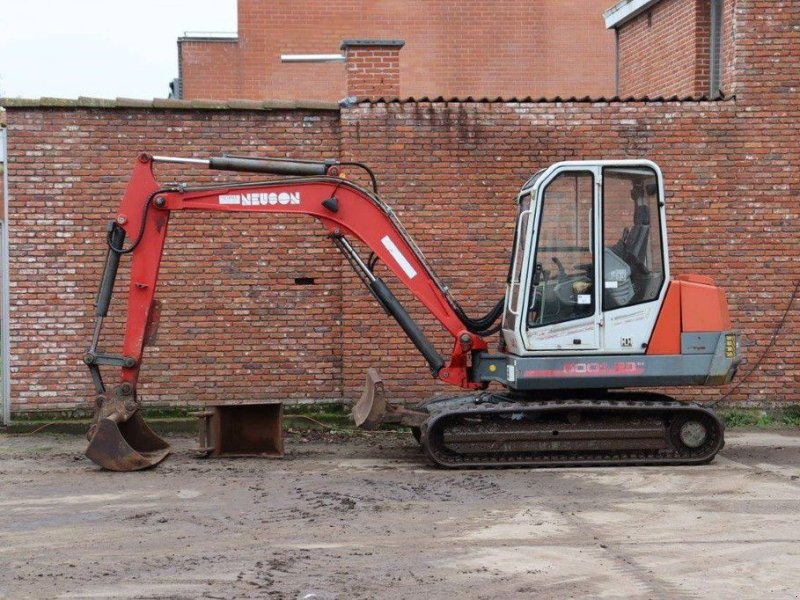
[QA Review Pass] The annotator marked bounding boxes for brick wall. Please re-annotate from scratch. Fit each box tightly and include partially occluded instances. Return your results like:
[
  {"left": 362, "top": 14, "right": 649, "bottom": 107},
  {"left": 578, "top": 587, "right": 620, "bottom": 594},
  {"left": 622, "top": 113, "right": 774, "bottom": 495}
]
[
  {"left": 179, "top": 39, "right": 242, "bottom": 101},
  {"left": 615, "top": 0, "right": 737, "bottom": 98},
  {"left": 618, "top": 0, "right": 711, "bottom": 97},
  {"left": 3, "top": 0, "right": 799, "bottom": 412},
  {"left": 342, "top": 41, "right": 403, "bottom": 99},
  {"left": 179, "top": 0, "right": 616, "bottom": 102},
  {"left": 4, "top": 105, "right": 343, "bottom": 413}
]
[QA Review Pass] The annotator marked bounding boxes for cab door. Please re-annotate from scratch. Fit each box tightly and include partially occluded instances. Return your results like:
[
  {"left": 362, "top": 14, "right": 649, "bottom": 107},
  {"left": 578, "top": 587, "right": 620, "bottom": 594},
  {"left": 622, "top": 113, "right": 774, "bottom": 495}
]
[
  {"left": 523, "top": 166, "right": 601, "bottom": 352},
  {"left": 600, "top": 165, "right": 668, "bottom": 353}
]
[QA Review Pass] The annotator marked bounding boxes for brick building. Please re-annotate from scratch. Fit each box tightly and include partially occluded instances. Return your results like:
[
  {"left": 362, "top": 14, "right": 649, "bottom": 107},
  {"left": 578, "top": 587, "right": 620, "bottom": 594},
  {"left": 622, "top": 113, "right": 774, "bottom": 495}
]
[
  {"left": 0, "top": 0, "right": 798, "bottom": 414},
  {"left": 605, "top": 0, "right": 735, "bottom": 98},
  {"left": 177, "top": 0, "right": 617, "bottom": 102}
]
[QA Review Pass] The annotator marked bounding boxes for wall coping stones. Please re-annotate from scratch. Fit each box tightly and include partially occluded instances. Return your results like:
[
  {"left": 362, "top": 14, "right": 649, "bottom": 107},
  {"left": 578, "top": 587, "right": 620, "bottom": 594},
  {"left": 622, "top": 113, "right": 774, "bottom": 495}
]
[{"left": 0, "top": 97, "right": 341, "bottom": 112}]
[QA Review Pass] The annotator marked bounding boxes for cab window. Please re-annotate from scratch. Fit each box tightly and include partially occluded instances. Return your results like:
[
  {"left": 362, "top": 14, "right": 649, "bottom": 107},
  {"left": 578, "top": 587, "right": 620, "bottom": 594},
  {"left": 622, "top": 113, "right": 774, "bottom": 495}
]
[
  {"left": 504, "top": 194, "right": 532, "bottom": 332},
  {"left": 602, "top": 167, "right": 665, "bottom": 309},
  {"left": 528, "top": 171, "right": 595, "bottom": 328}
]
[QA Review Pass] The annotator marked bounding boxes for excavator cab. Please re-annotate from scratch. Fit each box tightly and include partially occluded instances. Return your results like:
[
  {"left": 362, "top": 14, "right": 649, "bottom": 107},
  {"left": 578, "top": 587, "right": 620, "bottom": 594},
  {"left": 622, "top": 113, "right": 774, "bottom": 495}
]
[
  {"left": 503, "top": 160, "right": 667, "bottom": 355},
  {"left": 498, "top": 159, "right": 738, "bottom": 394}
]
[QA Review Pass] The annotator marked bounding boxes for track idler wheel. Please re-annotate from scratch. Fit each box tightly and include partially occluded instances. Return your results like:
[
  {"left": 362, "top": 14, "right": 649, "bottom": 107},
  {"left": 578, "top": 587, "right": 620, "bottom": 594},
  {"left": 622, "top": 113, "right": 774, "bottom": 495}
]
[
  {"left": 668, "top": 411, "right": 722, "bottom": 459},
  {"left": 85, "top": 386, "right": 170, "bottom": 471}
]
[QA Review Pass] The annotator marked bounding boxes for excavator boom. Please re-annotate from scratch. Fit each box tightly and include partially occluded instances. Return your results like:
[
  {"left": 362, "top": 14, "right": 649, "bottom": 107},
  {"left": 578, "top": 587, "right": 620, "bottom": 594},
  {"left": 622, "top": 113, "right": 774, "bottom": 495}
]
[{"left": 85, "top": 153, "right": 490, "bottom": 470}]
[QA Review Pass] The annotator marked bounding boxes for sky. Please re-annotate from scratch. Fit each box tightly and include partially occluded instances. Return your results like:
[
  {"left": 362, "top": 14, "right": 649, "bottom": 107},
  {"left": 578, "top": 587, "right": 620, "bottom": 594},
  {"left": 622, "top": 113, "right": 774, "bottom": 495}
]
[{"left": 0, "top": 0, "right": 237, "bottom": 100}]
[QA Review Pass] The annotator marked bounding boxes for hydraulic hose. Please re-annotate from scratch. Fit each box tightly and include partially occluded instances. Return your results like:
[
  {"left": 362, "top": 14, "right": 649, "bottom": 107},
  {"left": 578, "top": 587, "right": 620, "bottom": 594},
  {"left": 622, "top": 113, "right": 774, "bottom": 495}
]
[{"left": 452, "top": 296, "right": 506, "bottom": 336}]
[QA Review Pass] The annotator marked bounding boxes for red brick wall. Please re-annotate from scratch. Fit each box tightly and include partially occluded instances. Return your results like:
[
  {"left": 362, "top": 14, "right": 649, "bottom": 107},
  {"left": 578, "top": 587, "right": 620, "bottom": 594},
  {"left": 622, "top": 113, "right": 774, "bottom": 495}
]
[
  {"left": 4, "top": 107, "right": 343, "bottom": 412},
  {"left": 3, "top": 0, "right": 799, "bottom": 412},
  {"left": 179, "top": 39, "right": 243, "bottom": 101},
  {"left": 338, "top": 97, "right": 798, "bottom": 406},
  {"left": 180, "top": 0, "right": 616, "bottom": 102},
  {"left": 618, "top": 0, "right": 713, "bottom": 98},
  {"left": 343, "top": 43, "right": 402, "bottom": 99},
  {"left": 4, "top": 96, "right": 798, "bottom": 411}
]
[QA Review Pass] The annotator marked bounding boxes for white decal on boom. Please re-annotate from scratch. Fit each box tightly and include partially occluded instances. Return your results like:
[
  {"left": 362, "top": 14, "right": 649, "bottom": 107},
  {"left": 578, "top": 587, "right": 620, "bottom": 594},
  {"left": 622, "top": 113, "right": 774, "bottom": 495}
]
[
  {"left": 218, "top": 192, "right": 301, "bottom": 206},
  {"left": 381, "top": 235, "right": 417, "bottom": 280}
]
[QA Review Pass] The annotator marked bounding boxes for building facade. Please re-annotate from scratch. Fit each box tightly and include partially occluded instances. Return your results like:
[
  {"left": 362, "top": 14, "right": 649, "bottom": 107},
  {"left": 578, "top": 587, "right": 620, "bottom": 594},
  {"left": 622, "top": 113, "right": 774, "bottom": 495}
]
[
  {"left": 177, "top": 0, "right": 617, "bottom": 102},
  {"left": 1, "top": 0, "right": 798, "bottom": 413},
  {"left": 605, "top": 0, "right": 736, "bottom": 98}
]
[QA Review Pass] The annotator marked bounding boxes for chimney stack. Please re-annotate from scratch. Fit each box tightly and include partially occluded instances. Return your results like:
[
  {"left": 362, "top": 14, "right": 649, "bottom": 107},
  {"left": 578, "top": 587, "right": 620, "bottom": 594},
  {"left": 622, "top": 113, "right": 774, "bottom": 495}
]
[{"left": 341, "top": 39, "right": 405, "bottom": 99}]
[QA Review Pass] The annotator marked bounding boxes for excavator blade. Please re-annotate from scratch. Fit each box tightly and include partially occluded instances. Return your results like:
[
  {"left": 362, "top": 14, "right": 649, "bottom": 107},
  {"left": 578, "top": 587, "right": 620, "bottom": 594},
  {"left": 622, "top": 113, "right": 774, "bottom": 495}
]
[
  {"left": 352, "top": 368, "right": 387, "bottom": 429},
  {"left": 86, "top": 412, "right": 170, "bottom": 471}
]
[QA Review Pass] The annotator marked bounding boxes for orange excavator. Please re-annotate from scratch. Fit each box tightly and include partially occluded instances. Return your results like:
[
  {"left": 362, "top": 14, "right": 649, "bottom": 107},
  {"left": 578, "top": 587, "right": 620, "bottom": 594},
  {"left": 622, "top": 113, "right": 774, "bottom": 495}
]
[{"left": 84, "top": 153, "right": 740, "bottom": 471}]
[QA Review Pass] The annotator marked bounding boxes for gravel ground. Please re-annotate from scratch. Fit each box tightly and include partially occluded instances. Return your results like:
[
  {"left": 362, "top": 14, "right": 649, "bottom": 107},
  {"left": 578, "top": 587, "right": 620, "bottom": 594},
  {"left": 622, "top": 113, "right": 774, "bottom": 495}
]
[{"left": 1, "top": 429, "right": 799, "bottom": 599}]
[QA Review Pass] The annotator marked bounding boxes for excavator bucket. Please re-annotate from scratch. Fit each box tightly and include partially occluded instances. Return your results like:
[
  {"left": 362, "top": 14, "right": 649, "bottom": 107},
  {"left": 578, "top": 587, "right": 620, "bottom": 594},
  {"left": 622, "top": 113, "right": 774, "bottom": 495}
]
[
  {"left": 352, "top": 368, "right": 427, "bottom": 430},
  {"left": 86, "top": 411, "right": 170, "bottom": 472},
  {"left": 352, "top": 368, "right": 387, "bottom": 430}
]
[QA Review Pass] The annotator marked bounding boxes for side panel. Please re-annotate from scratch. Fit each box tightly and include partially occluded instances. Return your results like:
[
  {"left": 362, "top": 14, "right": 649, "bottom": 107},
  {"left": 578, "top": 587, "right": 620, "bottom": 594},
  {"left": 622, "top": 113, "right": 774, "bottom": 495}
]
[
  {"left": 646, "top": 281, "right": 682, "bottom": 354},
  {"left": 602, "top": 302, "right": 662, "bottom": 353},
  {"left": 526, "top": 316, "right": 600, "bottom": 350},
  {"left": 475, "top": 331, "right": 741, "bottom": 389},
  {"left": 512, "top": 354, "right": 711, "bottom": 389},
  {"left": 503, "top": 335, "right": 739, "bottom": 390},
  {"left": 680, "top": 280, "right": 732, "bottom": 332}
]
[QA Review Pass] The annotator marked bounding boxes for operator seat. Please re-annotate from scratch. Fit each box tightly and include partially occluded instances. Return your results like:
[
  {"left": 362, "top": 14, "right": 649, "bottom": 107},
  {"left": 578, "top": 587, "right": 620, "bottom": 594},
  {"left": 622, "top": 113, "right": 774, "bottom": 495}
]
[
  {"left": 626, "top": 204, "right": 651, "bottom": 270},
  {"left": 608, "top": 204, "right": 654, "bottom": 305},
  {"left": 610, "top": 204, "right": 650, "bottom": 272},
  {"left": 626, "top": 205, "right": 667, "bottom": 303}
]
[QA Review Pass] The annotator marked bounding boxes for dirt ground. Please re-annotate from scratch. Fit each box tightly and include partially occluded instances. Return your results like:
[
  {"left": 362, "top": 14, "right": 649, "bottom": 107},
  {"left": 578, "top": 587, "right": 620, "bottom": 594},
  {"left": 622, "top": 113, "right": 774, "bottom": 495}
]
[{"left": 1, "top": 429, "right": 799, "bottom": 600}]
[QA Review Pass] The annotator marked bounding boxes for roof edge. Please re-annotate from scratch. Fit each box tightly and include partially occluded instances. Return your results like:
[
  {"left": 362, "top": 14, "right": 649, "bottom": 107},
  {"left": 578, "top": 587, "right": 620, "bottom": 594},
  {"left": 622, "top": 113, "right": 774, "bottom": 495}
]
[
  {"left": 0, "top": 97, "right": 340, "bottom": 111},
  {"left": 178, "top": 36, "right": 239, "bottom": 43},
  {"left": 604, "top": 0, "right": 663, "bottom": 29},
  {"left": 340, "top": 39, "right": 405, "bottom": 50},
  {"left": 346, "top": 93, "right": 733, "bottom": 105}
]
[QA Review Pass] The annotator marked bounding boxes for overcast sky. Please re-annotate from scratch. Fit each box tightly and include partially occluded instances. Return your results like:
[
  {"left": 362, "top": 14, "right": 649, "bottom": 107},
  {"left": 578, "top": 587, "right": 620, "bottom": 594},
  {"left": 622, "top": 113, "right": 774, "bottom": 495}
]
[{"left": 0, "top": 0, "right": 237, "bottom": 99}]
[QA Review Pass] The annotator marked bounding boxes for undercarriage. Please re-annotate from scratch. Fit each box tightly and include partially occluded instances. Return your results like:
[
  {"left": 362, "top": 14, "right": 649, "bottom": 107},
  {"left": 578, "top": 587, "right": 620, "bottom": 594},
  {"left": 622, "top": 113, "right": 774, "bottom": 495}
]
[{"left": 354, "top": 371, "right": 724, "bottom": 468}]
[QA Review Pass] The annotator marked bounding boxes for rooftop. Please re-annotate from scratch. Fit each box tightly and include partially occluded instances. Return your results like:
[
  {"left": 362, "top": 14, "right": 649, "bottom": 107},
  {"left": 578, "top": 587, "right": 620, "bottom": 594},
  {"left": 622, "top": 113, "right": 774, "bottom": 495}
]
[{"left": 604, "top": 0, "right": 664, "bottom": 28}]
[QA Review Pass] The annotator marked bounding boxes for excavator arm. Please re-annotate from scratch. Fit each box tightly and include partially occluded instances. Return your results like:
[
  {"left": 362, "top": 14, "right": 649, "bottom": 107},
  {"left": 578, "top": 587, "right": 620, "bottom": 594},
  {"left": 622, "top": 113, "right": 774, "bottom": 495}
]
[{"left": 84, "top": 153, "right": 493, "bottom": 470}]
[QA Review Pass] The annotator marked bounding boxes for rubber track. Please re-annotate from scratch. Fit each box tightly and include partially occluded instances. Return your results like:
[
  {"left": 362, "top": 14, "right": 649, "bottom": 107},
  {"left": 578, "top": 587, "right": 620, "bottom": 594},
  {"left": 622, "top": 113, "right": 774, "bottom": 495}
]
[{"left": 419, "top": 393, "right": 724, "bottom": 469}]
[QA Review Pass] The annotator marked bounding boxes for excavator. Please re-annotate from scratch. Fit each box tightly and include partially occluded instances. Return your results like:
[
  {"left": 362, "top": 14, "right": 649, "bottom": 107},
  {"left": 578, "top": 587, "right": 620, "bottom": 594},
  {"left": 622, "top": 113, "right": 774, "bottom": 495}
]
[{"left": 84, "top": 153, "right": 740, "bottom": 471}]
